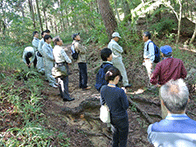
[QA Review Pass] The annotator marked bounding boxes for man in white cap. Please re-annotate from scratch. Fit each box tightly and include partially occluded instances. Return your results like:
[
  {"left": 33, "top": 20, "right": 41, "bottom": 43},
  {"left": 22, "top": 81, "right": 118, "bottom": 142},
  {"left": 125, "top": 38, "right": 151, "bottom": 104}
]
[{"left": 108, "top": 32, "right": 131, "bottom": 88}]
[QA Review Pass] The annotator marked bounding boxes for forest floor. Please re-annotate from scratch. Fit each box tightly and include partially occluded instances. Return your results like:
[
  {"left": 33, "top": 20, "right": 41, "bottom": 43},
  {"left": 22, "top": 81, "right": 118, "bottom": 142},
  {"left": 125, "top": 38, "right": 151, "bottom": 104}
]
[
  {"left": 38, "top": 44, "right": 196, "bottom": 147},
  {"left": 1, "top": 43, "right": 196, "bottom": 147}
]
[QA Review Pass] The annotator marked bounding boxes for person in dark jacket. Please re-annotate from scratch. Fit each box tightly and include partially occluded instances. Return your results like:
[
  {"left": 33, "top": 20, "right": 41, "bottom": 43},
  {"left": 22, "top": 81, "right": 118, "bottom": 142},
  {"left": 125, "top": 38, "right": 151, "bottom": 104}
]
[
  {"left": 95, "top": 48, "right": 113, "bottom": 92},
  {"left": 100, "top": 66, "right": 129, "bottom": 147}
]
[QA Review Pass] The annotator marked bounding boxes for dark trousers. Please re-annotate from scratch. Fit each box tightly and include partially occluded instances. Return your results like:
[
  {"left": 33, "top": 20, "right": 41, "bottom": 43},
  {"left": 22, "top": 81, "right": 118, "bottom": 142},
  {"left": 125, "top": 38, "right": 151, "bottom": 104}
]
[
  {"left": 25, "top": 54, "right": 37, "bottom": 68},
  {"left": 111, "top": 116, "right": 129, "bottom": 147},
  {"left": 78, "top": 63, "right": 88, "bottom": 88},
  {"left": 57, "top": 64, "right": 71, "bottom": 99}
]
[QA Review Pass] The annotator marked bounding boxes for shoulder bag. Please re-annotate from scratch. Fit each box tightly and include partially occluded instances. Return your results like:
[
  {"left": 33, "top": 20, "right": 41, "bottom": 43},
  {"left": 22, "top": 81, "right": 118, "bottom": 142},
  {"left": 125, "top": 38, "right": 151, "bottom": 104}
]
[{"left": 100, "top": 103, "right": 110, "bottom": 123}]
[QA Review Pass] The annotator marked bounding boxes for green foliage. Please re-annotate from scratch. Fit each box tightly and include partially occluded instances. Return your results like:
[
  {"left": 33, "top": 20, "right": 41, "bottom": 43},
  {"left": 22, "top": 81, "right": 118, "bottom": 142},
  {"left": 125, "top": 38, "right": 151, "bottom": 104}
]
[
  {"left": 0, "top": 43, "right": 70, "bottom": 146},
  {"left": 150, "top": 18, "right": 177, "bottom": 36}
]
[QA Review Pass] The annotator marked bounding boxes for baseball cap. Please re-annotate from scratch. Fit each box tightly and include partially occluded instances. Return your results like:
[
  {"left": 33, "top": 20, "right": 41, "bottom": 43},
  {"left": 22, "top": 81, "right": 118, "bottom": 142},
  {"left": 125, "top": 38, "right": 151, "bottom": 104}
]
[
  {"left": 112, "top": 32, "right": 121, "bottom": 38},
  {"left": 72, "top": 32, "right": 80, "bottom": 40},
  {"left": 160, "top": 45, "right": 172, "bottom": 55}
]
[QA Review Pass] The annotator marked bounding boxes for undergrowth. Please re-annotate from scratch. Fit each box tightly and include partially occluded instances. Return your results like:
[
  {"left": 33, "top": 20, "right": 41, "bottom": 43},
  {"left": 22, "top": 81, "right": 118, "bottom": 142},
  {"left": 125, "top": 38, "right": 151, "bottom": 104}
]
[{"left": 0, "top": 45, "right": 70, "bottom": 146}]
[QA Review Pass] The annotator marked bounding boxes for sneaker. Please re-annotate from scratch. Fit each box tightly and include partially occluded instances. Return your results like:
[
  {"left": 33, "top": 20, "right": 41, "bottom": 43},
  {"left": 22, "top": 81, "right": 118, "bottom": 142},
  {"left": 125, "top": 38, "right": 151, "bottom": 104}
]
[
  {"left": 83, "top": 86, "right": 91, "bottom": 90},
  {"left": 50, "top": 84, "right": 58, "bottom": 88}
]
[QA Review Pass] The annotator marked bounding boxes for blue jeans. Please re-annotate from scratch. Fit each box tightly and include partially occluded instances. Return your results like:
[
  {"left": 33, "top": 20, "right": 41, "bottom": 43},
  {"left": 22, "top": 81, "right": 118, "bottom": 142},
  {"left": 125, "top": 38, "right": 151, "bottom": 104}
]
[
  {"left": 78, "top": 63, "right": 88, "bottom": 88},
  {"left": 111, "top": 116, "right": 129, "bottom": 147}
]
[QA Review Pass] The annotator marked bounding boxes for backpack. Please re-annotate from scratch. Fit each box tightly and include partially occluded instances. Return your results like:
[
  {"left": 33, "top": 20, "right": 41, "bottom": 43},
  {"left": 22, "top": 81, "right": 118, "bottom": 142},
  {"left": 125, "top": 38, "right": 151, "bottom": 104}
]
[
  {"left": 71, "top": 44, "right": 79, "bottom": 60},
  {"left": 95, "top": 63, "right": 113, "bottom": 92},
  {"left": 147, "top": 41, "right": 160, "bottom": 63}
]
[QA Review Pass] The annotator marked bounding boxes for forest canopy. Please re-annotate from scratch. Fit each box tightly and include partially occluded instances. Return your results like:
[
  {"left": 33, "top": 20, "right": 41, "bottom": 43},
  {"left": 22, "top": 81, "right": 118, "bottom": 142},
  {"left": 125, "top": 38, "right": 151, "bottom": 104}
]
[{"left": 0, "top": 0, "right": 196, "bottom": 46}]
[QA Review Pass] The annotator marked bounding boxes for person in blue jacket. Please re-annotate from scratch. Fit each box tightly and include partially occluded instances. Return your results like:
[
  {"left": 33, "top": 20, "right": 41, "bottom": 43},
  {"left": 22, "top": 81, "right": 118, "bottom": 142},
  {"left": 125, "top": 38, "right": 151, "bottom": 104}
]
[{"left": 100, "top": 66, "right": 129, "bottom": 147}]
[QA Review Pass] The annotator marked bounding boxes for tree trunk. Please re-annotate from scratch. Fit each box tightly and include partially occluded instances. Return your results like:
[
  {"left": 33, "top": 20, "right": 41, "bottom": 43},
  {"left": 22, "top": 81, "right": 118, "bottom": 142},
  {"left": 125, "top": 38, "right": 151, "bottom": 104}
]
[
  {"left": 114, "top": 0, "right": 121, "bottom": 22},
  {"left": 20, "top": 3, "right": 25, "bottom": 19},
  {"left": 43, "top": 7, "right": 48, "bottom": 30},
  {"left": 65, "top": 6, "right": 70, "bottom": 29},
  {"left": 176, "top": 0, "right": 182, "bottom": 43},
  {"left": 190, "top": 23, "right": 196, "bottom": 44},
  {"left": 59, "top": 0, "right": 65, "bottom": 32},
  {"left": 35, "top": 0, "right": 43, "bottom": 32},
  {"left": 28, "top": 0, "right": 36, "bottom": 29},
  {"left": 54, "top": 18, "right": 58, "bottom": 35},
  {"left": 97, "top": 0, "right": 118, "bottom": 38},
  {"left": 122, "top": 0, "right": 131, "bottom": 21}
]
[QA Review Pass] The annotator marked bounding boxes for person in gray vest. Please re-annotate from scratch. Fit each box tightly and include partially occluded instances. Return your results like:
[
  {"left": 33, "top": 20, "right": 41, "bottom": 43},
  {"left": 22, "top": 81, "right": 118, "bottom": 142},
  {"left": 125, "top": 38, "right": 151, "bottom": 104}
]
[
  {"left": 53, "top": 36, "right": 75, "bottom": 101},
  {"left": 37, "top": 31, "right": 47, "bottom": 74},
  {"left": 42, "top": 35, "right": 58, "bottom": 88},
  {"left": 108, "top": 32, "right": 131, "bottom": 88},
  {"left": 22, "top": 46, "right": 37, "bottom": 68}
]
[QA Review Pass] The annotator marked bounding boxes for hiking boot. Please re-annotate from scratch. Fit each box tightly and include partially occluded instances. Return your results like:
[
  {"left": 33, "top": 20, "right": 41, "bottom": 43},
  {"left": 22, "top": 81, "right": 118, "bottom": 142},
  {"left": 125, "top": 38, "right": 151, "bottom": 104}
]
[{"left": 125, "top": 84, "right": 132, "bottom": 88}]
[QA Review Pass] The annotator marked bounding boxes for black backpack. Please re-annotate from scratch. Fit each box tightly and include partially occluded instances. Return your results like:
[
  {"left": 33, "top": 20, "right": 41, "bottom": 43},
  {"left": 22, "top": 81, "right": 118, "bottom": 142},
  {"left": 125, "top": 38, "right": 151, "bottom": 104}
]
[
  {"left": 71, "top": 44, "right": 79, "bottom": 60},
  {"left": 147, "top": 41, "right": 160, "bottom": 63}
]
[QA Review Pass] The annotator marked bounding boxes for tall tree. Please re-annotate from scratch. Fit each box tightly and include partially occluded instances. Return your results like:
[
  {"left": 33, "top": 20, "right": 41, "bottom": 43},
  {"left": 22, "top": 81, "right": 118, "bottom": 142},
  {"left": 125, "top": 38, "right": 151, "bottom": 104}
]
[
  {"left": 122, "top": 0, "right": 130, "bottom": 20},
  {"left": 35, "top": 0, "right": 43, "bottom": 32},
  {"left": 97, "top": 0, "right": 117, "bottom": 38},
  {"left": 28, "top": 0, "right": 36, "bottom": 29}
]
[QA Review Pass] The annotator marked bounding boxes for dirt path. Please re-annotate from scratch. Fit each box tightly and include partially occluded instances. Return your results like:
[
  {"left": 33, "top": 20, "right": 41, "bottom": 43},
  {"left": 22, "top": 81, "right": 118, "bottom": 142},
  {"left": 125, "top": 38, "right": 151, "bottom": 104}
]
[{"left": 40, "top": 44, "right": 196, "bottom": 147}]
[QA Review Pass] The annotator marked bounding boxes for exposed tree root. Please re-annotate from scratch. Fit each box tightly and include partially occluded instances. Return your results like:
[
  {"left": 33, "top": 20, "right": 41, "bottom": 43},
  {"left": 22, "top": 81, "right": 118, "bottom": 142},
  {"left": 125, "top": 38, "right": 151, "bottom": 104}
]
[
  {"left": 83, "top": 130, "right": 113, "bottom": 140},
  {"left": 127, "top": 97, "right": 154, "bottom": 124},
  {"left": 131, "top": 95, "right": 160, "bottom": 106}
]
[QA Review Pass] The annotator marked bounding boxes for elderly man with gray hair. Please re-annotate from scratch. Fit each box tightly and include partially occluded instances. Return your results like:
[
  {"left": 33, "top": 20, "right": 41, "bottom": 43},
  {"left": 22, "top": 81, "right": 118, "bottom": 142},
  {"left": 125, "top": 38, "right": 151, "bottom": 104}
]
[{"left": 147, "top": 79, "right": 196, "bottom": 147}]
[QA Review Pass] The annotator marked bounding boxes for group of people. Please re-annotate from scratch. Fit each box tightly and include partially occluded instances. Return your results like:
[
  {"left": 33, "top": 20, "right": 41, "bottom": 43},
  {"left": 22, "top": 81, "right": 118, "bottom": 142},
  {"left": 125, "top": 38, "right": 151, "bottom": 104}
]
[
  {"left": 98, "top": 32, "right": 196, "bottom": 147},
  {"left": 23, "top": 30, "right": 196, "bottom": 146},
  {"left": 23, "top": 30, "right": 91, "bottom": 101}
]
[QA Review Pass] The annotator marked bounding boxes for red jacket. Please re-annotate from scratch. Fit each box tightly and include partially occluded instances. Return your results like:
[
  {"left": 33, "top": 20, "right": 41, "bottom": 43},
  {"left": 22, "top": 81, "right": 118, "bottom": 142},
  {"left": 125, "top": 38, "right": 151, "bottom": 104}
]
[{"left": 150, "top": 58, "right": 187, "bottom": 85}]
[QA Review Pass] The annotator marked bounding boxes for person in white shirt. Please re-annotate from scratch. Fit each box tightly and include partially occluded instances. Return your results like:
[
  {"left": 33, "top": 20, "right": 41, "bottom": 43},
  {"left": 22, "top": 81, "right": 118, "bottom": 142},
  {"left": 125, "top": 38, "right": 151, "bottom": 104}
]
[
  {"left": 53, "top": 36, "right": 74, "bottom": 101},
  {"left": 22, "top": 46, "right": 37, "bottom": 68},
  {"left": 143, "top": 31, "right": 155, "bottom": 83},
  {"left": 42, "top": 35, "right": 58, "bottom": 88},
  {"left": 108, "top": 32, "right": 131, "bottom": 88}
]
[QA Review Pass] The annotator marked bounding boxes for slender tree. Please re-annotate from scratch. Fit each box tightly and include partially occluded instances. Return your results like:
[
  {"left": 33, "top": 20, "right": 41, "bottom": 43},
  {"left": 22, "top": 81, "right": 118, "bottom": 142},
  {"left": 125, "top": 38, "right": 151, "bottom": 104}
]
[
  {"left": 122, "top": 0, "right": 130, "bottom": 20},
  {"left": 28, "top": 0, "right": 36, "bottom": 29},
  {"left": 35, "top": 0, "right": 43, "bottom": 32}
]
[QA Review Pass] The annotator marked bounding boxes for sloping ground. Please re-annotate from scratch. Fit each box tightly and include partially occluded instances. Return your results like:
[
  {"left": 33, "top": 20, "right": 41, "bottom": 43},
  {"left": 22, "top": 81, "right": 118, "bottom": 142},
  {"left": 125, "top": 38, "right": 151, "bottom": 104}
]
[
  {"left": 0, "top": 43, "right": 195, "bottom": 146},
  {"left": 39, "top": 44, "right": 196, "bottom": 146}
]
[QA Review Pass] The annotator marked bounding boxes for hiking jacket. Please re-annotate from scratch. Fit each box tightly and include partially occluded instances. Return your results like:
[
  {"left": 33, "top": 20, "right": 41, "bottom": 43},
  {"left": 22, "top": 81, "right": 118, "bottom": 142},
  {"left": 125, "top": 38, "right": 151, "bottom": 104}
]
[
  {"left": 38, "top": 38, "right": 45, "bottom": 55},
  {"left": 53, "top": 45, "right": 71, "bottom": 64},
  {"left": 150, "top": 57, "right": 187, "bottom": 85},
  {"left": 32, "top": 37, "right": 39, "bottom": 51},
  {"left": 72, "top": 40, "right": 86, "bottom": 63},
  {"left": 108, "top": 39, "right": 123, "bottom": 60}
]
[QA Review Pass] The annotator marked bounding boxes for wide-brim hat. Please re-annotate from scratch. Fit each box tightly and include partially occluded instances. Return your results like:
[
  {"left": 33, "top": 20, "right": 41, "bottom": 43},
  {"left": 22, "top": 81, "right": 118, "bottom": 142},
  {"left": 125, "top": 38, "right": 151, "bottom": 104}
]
[
  {"left": 72, "top": 32, "right": 80, "bottom": 40},
  {"left": 112, "top": 32, "right": 121, "bottom": 38}
]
